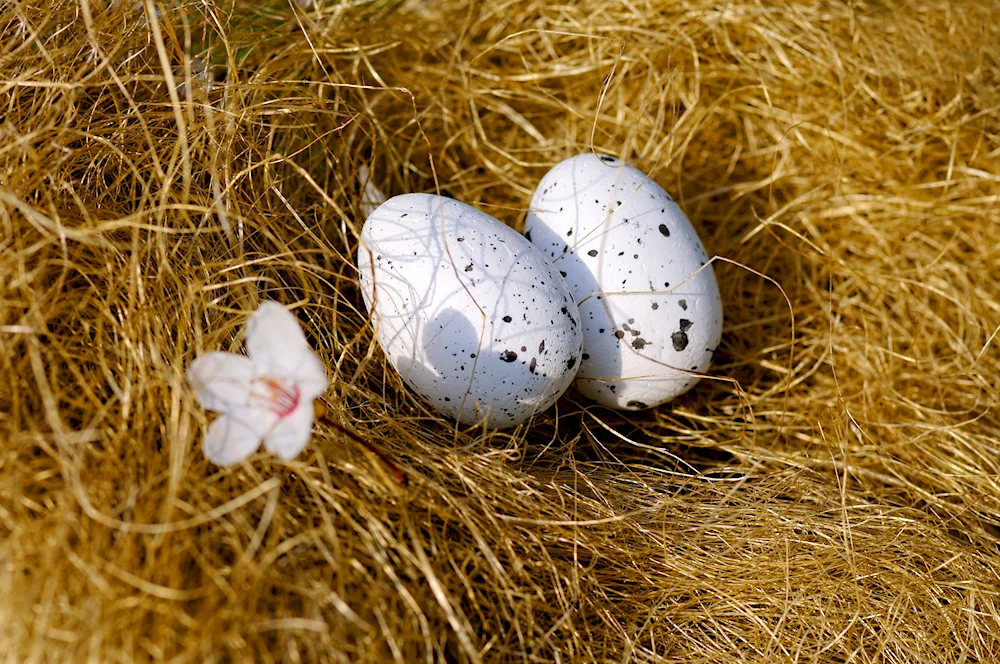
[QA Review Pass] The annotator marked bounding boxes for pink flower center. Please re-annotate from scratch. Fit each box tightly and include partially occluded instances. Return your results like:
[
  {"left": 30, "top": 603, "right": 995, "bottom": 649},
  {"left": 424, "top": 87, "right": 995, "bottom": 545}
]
[{"left": 250, "top": 376, "right": 301, "bottom": 417}]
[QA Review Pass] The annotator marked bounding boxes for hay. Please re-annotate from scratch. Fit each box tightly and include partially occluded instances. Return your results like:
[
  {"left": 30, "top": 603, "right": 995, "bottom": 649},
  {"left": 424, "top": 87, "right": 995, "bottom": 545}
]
[{"left": 2, "top": 0, "right": 1000, "bottom": 660}]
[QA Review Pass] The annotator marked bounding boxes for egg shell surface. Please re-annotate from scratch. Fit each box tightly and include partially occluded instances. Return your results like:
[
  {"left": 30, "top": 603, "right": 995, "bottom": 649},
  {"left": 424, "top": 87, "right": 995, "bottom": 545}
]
[
  {"left": 358, "top": 193, "right": 584, "bottom": 427},
  {"left": 524, "top": 154, "right": 723, "bottom": 410}
]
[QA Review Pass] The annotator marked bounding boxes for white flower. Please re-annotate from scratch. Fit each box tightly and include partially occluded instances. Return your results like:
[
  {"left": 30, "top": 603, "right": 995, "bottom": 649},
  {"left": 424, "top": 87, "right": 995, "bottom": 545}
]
[
  {"left": 187, "top": 301, "right": 329, "bottom": 466},
  {"left": 359, "top": 165, "right": 387, "bottom": 219}
]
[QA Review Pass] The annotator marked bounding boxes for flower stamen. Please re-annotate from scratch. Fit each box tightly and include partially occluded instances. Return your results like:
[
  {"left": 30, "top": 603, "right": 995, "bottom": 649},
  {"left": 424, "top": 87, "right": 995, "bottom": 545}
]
[{"left": 251, "top": 376, "right": 301, "bottom": 417}]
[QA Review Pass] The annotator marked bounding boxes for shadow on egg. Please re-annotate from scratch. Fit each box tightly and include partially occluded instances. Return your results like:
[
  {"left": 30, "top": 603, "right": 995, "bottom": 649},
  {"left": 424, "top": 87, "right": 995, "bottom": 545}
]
[{"left": 396, "top": 306, "right": 490, "bottom": 425}]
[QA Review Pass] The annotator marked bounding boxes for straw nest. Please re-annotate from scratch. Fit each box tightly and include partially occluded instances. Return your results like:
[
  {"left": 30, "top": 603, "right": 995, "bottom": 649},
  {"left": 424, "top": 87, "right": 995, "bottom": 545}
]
[{"left": 2, "top": 0, "right": 999, "bottom": 661}]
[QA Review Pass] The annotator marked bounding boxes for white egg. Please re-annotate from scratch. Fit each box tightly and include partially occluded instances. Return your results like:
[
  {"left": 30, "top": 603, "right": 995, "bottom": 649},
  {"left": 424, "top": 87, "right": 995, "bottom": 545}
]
[
  {"left": 358, "top": 193, "right": 584, "bottom": 427},
  {"left": 524, "top": 153, "right": 723, "bottom": 410}
]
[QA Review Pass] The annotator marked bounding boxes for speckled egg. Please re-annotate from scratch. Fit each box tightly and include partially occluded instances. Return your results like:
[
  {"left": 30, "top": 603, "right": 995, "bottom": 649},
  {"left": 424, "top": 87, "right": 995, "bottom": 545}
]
[
  {"left": 524, "top": 153, "right": 723, "bottom": 410},
  {"left": 358, "top": 193, "right": 584, "bottom": 427}
]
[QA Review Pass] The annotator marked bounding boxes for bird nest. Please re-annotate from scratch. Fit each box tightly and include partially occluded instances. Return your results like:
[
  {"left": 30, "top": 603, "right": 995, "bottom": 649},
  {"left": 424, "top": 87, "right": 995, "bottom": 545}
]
[{"left": 2, "top": 0, "right": 1000, "bottom": 661}]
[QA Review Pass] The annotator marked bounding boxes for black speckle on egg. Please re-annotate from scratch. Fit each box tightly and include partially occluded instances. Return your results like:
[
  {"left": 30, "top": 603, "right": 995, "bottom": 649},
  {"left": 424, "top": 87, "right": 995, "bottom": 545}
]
[
  {"left": 502, "top": 315, "right": 512, "bottom": 323},
  {"left": 680, "top": 319, "right": 693, "bottom": 332},
  {"left": 566, "top": 357, "right": 576, "bottom": 370},
  {"left": 672, "top": 329, "right": 689, "bottom": 352},
  {"left": 464, "top": 263, "right": 473, "bottom": 272},
  {"left": 566, "top": 229, "right": 573, "bottom": 236},
  {"left": 521, "top": 346, "right": 527, "bottom": 352},
  {"left": 664, "top": 282, "right": 670, "bottom": 288},
  {"left": 457, "top": 237, "right": 465, "bottom": 242},
  {"left": 538, "top": 340, "right": 545, "bottom": 353},
  {"left": 560, "top": 271, "right": 567, "bottom": 277},
  {"left": 599, "top": 155, "right": 617, "bottom": 163},
  {"left": 529, "top": 358, "right": 537, "bottom": 374},
  {"left": 658, "top": 224, "right": 670, "bottom": 237},
  {"left": 679, "top": 299, "right": 688, "bottom": 310},
  {"left": 587, "top": 249, "right": 598, "bottom": 257},
  {"left": 651, "top": 302, "right": 659, "bottom": 310}
]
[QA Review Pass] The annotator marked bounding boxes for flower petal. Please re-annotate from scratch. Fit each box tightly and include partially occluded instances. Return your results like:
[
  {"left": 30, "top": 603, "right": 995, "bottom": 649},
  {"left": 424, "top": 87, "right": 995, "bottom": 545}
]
[
  {"left": 202, "top": 414, "right": 264, "bottom": 466},
  {"left": 245, "top": 301, "right": 311, "bottom": 374},
  {"left": 263, "top": 404, "right": 314, "bottom": 461},
  {"left": 187, "top": 352, "right": 254, "bottom": 412},
  {"left": 291, "top": 350, "right": 329, "bottom": 401}
]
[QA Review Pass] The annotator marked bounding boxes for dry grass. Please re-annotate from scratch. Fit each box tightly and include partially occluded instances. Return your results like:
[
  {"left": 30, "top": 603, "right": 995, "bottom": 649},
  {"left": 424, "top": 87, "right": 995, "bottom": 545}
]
[{"left": 2, "top": 0, "right": 1000, "bottom": 661}]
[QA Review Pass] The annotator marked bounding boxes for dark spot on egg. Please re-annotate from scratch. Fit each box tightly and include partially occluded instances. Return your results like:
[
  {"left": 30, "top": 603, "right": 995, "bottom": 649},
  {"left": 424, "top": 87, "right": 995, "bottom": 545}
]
[
  {"left": 658, "top": 224, "right": 670, "bottom": 237},
  {"left": 501, "top": 350, "right": 517, "bottom": 362},
  {"left": 599, "top": 155, "right": 617, "bottom": 163},
  {"left": 679, "top": 299, "right": 687, "bottom": 310},
  {"left": 651, "top": 302, "right": 659, "bottom": 310},
  {"left": 614, "top": 330, "right": 625, "bottom": 339},
  {"left": 457, "top": 237, "right": 465, "bottom": 242},
  {"left": 626, "top": 400, "right": 648, "bottom": 409},
  {"left": 566, "top": 357, "right": 576, "bottom": 370},
  {"left": 502, "top": 315, "right": 512, "bottom": 323},
  {"left": 529, "top": 358, "right": 537, "bottom": 373},
  {"left": 560, "top": 271, "right": 567, "bottom": 277},
  {"left": 539, "top": 340, "right": 545, "bottom": 353},
  {"left": 632, "top": 338, "right": 649, "bottom": 350},
  {"left": 566, "top": 229, "right": 573, "bottom": 236},
  {"left": 680, "top": 319, "right": 693, "bottom": 332},
  {"left": 672, "top": 330, "right": 689, "bottom": 352},
  {"left": 587, "top": 249, "right": 598, "bottom": 257},
  {"left": 521, "top": 346, "right": 527, "bottom": 352},
  {"left": 464, "top": 263, "right": 473, "bottom": 272}
]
